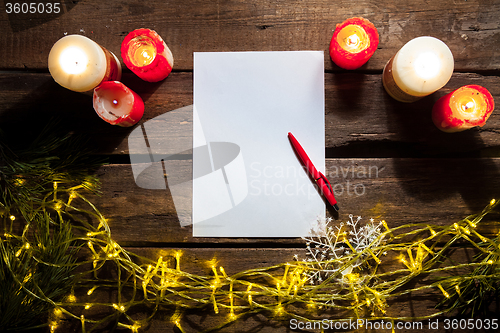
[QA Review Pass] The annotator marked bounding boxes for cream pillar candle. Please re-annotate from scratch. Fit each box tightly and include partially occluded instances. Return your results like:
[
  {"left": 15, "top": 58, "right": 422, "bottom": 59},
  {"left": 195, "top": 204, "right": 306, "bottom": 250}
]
[
  {"left": 48, "top": 35, "right": 122, "bottom": 92},
  {"left": 383, "top": 36, "right": 454, "bottom": 103}
]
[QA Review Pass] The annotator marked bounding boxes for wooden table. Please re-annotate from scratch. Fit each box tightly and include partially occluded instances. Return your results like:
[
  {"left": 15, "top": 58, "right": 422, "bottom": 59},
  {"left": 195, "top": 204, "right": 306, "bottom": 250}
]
[{"left": 1, "top": 0, "right": 500, "bottom": 332}]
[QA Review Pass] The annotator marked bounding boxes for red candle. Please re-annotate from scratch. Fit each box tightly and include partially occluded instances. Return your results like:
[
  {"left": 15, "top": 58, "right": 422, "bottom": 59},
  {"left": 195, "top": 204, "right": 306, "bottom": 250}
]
[
  {"left": 329, "top": 17, "right": 379, "bottom": 70},
  {"left": 121, "top": 29, "right": 174, "bottom": 82},
  {"left": 432, "top": 85, "right": 495, "bottom": 133},
  {"left": 93, "top": 81, "right": 144, "bottom": 127}
]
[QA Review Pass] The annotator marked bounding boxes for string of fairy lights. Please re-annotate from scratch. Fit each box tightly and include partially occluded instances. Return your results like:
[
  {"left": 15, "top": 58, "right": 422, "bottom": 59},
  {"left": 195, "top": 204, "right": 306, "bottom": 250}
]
[{"left": 3, "top": 179, "right": 499, "bottom": 332}]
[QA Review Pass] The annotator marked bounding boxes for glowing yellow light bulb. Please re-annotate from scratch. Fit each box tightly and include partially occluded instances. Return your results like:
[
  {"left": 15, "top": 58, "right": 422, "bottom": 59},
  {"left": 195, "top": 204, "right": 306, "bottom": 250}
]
[
  {"left": 219, "top": 265, "right": 228, "bottom": 278},
  {"left": 175, "top": 251, "right": 182, "bottom": 271},
  {"left": 213, "top": 298, "right": 219, "bottom": 314},
  {"left": 438, "top": 284, "right": 450, "bottom": 298},
  {"left": 381, "top": 220, "right": 392, "bottom": 236},
  {"left": 131, "top": 323, "right": 141, "bottom": 333},
  {"left": 399, "top": 256, "right": 411, "bottom": 270},
  {"left": 97, "top": 218, "right": 106, "bottom": 229},
  {"left": 87, "top": 286, "right": 97, "bottom": 295},
  {"left": 467, "top": 220, "right": 477, "bottom": 228},
  {"left": 112, "top": 303, "right": 125, "bottom": 312},
  {"left": 67, "top": 294, "right": 76, "bottom": 302},
  {"left": 54, "top": 202, "right": 63, "bottom": 211}
]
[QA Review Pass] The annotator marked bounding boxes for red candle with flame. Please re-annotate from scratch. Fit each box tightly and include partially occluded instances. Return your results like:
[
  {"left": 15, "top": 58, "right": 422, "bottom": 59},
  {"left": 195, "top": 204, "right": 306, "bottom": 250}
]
[
  {"left": 432, "top": 85, "right": 494, "bottom": 133},
  {"left": 93, "top": 81, "right": 144, "bottom": 127},
  {"left": 121, "top": 28, "right": 174, "bottom": 82},
  {"left": 329, "top": 17, "right": 379, "bottom": 70}
]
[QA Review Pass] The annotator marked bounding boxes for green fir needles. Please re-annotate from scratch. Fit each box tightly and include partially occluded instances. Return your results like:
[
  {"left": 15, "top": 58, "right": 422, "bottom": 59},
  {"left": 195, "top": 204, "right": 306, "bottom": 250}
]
[
  {"left": 0, "top": 128, "right": 499, "bottom": 332},
  {"left": 0, "top": 128, "right": 100, "bottom": 331}
]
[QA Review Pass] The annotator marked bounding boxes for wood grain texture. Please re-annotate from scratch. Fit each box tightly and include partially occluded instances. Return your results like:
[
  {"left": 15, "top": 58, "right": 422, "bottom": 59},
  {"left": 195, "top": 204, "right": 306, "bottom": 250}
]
[
  {"left": 0, "top": 72, "right": 499, "bottom": 157},
  {"left": 0, "top": 0, "right": 499, "bottom": 71},
  {"left": 58, "top": 247, "right": 498, "bottom": 333},
  {"left": 1, "top": 1, "right": 500, "bottom": 330},
  {"left": 86, "top": 158, "right": 500, "bottom": 246}
]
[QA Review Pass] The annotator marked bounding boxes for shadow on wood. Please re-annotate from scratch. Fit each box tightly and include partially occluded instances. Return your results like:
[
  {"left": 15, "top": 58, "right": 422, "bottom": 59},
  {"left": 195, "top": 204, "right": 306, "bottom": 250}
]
[
  {"left": 5, "top": 1, "right": 81, "bottom": 33},
  {"left": 383, "top": 87, "right": 500, "bottom": 212},
  {"left": 0, "top": 73, "right": 164, "bottom": 155}
]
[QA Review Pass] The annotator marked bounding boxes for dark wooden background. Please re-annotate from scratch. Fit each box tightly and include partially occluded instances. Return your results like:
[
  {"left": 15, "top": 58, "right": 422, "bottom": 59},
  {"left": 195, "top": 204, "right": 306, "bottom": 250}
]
[{"left": 1, "top": 0, "right": 500, "bottom": 332}]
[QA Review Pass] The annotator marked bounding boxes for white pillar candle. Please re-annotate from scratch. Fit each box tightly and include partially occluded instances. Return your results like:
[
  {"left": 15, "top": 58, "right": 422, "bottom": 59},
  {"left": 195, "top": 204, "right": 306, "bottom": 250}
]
[
  {"left": 383, "top": 36, "right": 454, "bottom": 103},
  {"left": 48, "top": 35, "right": 122, "bottom": 92}
]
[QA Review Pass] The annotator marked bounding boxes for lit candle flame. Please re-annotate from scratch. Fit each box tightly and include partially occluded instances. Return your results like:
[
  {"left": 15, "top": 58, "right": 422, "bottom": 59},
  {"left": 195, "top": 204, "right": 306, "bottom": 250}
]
[
  {"left": 142, "top": 50, "right": 154, "bottom": 62},
  {"left": 59, "top": 47, "right": 89, "bottom": 75},
  {"left": 464, "top": 101, "right": 474, "bottom": 110},
  {"left": 347, "top": 34, "right": 361, "bottom": 47},
  {"left": 336, "top": 25, "right": 369, "bottom": 53},
  {"left": 414, "top": 52, "right": 441, "bottom": 80},
  {"left": 131, "top": 40, "right": 157, "bottom": 67}
]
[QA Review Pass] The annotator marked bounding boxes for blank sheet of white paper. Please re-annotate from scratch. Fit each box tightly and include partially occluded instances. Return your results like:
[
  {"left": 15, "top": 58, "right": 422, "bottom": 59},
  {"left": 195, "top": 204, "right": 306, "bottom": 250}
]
[{"left": 193, "top": 51, "right": 325, "bottom": 237}]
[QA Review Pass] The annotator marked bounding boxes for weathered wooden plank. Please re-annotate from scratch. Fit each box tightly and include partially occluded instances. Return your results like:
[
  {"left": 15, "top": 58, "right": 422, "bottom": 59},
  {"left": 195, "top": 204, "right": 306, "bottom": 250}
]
[
  {"left": 326, "top": 72, "right": 500, "bottom": 157},
  {"left": 0, "top": 72, "right": 499, "bottom": 157},
  {"left": 0, "top": 0, "right": 499, "bottom": 71},
  {"left": 59, "top": 247, "right": 497, "bottom": 332},
  {"left": 87, "top": 158, "right": 500, "bottom": 246}
]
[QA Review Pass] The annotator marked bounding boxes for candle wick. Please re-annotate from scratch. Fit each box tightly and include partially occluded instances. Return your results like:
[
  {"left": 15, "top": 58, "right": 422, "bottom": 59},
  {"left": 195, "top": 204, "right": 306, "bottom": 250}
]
[
  {"left": 113, "top": 99, "right": 119, "bottom": 106},
  {"left": 106, "top": 110, "right": 120, "bottom": 119},
  {"left": 464, "top": 101, "right": 474, "bottom": 110}
]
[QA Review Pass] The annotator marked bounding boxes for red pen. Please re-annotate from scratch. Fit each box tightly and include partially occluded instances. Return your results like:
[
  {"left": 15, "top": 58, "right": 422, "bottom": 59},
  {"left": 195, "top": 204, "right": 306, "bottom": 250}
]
[{"left": 288, "top": 132, "right": 339, "bottom": 211}]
